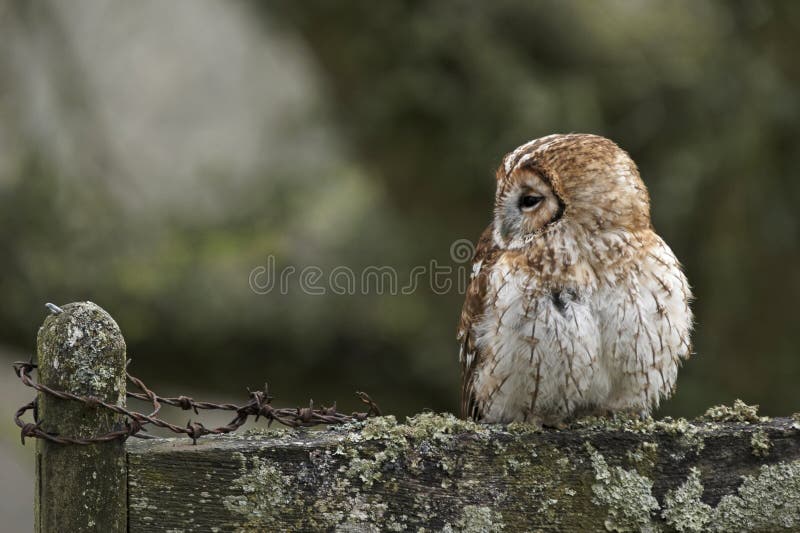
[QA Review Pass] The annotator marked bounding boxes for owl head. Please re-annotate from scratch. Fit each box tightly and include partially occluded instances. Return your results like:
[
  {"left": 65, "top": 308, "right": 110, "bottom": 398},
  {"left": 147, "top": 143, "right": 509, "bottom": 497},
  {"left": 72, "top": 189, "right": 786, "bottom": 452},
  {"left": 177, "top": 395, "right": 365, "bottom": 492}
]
[{"left": 492, "top": 134, "right": 651, "bottom": 249}]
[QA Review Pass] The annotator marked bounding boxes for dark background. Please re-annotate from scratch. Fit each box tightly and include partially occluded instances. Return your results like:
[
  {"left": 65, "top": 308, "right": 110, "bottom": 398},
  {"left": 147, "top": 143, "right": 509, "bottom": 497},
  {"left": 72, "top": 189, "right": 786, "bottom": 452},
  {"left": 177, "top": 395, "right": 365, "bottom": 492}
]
[{"left": 2, "top": 0, "right": 799, "bottom": 425}]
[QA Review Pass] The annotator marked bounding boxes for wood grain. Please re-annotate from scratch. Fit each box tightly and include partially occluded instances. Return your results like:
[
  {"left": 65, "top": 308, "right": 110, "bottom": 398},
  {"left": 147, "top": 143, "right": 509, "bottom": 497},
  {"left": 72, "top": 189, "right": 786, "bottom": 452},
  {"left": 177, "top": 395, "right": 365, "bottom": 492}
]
[
  {"left": 36, "top": 302, "right": 127, "bottom": 533},
  {"left": 127, "top": 413, "right": 800, "bottom": 532}
]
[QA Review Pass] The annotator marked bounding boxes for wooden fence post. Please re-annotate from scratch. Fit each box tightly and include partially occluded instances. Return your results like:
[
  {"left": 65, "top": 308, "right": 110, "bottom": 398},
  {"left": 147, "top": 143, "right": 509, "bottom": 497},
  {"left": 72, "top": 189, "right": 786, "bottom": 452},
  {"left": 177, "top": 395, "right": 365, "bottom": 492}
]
[{"left": 35, "top": 301, "right": 127, "bottom": 532}]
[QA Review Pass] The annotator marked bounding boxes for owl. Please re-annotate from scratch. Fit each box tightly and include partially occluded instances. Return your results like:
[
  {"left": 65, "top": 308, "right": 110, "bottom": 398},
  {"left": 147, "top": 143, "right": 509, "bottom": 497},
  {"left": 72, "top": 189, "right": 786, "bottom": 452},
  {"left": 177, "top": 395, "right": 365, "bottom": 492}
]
[{"left": 458, "top": 134, "right": 692, "bottom": 425}]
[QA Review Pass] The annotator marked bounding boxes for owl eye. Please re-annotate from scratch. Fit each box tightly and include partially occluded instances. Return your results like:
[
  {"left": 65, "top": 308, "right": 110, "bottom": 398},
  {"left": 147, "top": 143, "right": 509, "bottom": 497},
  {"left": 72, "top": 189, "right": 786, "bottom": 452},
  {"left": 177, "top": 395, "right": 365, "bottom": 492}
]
[{"left": 519, "top": 195, "right": 543, "bottom": 210}]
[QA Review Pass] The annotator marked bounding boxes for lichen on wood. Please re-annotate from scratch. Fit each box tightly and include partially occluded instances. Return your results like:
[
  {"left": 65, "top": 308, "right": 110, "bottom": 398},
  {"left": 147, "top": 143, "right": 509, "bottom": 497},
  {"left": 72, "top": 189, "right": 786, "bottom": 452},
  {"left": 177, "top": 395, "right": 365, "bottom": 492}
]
[
  {"left": 36, "top": 301, "right": 127, "bottom": 533},
  {"left": 127, "top": 407, "right": 800, "bottom": 532},
  {"left": 28, "top": 302, "right": 800, "bottom": 532}
]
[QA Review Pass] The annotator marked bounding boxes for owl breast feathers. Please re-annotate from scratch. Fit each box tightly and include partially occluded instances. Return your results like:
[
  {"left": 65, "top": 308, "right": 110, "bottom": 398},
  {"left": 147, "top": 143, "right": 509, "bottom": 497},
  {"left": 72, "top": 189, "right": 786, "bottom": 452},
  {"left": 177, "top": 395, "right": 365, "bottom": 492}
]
[{"left": 458, "top": 133, "right": 693, "bottom": 425}]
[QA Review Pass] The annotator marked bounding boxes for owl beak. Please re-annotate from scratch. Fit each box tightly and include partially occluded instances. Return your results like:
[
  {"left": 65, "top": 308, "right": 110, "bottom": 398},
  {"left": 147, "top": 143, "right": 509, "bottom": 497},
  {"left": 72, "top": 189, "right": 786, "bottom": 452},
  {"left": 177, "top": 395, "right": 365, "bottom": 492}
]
[
  {"left": 499, "top": 221, "right": 512, "bottom": 243},
  {"left": 499, "top": 214, "right": 519, "bottom": 244}
]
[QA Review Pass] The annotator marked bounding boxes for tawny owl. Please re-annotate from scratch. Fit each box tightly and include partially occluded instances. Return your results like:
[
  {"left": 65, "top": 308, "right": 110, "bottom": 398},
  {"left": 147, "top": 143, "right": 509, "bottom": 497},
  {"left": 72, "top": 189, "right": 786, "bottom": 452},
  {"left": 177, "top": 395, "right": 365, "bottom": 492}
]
[{"left": 458, "top": 134, "right": 692, "bottom": 425}]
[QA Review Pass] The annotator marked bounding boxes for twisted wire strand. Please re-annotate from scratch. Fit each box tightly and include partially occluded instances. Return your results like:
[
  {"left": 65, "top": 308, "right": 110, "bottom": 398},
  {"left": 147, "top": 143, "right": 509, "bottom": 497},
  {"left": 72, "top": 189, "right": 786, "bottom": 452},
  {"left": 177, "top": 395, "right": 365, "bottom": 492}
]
[{"left": 12, "top": 360, "right": 380, "bottom": 446}]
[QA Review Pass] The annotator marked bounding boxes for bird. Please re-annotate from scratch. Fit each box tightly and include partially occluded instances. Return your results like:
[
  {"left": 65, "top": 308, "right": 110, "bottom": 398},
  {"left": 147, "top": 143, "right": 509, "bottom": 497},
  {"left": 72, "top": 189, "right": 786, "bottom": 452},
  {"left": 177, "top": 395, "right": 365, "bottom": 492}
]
[{"left": 457, "top": 133, "right": 693, "bottom": 425}]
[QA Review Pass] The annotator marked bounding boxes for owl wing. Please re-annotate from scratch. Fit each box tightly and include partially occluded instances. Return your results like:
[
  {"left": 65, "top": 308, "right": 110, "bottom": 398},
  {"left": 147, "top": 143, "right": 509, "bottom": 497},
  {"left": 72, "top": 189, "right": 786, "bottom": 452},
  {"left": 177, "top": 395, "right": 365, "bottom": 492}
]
[
  {"left": 457, "top": 225, "right": 498, "bottom": 420},
  {"left": 597, "top": 230, "right": 694, "bottom": 413}
]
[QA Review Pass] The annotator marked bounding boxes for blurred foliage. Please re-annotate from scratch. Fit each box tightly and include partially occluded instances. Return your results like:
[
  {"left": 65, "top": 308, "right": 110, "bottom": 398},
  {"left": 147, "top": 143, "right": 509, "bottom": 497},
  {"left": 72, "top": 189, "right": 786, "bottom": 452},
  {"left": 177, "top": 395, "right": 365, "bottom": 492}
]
[{"left": 0, "top": 0, "right": 798, "bottom": 417}]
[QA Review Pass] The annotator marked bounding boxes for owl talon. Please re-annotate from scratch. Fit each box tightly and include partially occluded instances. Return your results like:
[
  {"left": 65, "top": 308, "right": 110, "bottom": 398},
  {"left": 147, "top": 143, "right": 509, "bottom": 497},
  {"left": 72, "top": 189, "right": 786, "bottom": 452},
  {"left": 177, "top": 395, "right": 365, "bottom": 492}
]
[{"left": 541, "top": 418, "right": 568, "bottom": 430}]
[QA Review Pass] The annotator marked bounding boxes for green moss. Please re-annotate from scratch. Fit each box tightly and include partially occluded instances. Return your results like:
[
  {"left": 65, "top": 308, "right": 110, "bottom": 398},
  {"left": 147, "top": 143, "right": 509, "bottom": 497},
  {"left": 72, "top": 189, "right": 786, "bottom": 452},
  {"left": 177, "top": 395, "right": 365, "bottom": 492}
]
[
  {"left": 661, "top": 468, "right": 712, "bottom": 532},
  {"left": 484, "top": 438, "right": 578, "bottom": 528},
  {"left": 648, "top": 418, "right": 703, "bottom": 455},
  {"left": 222, "top": 452, "right": 288, "bottom": 528},
  {"left": 41, "top": 303, "right": 125, "bottom": 400},
  {"left": 700, "top": 400, "right": 762, "bottom": 423},
  {"left": 351, "top": 412, "right": 487, "bottom": 442},
  {"left": 36, "top": 302, "right": 128, "bottom": 532},
  {"left": 586, "top": 443, "right": 660, "bottom": 532},
  {"left": 506, "top": 421, "right": 544, "bottom": 434},
  {"left": 343, "top": 447, "right": 399, "bottom": 487},
  {"left": 337, "top": 413, "right": 489, "bottom": 488},
  {"left": 130, "top": 410, "right": 800, "bottom": 531},
  {"left": 573, "top": 413, "right": 648, "bottom": 432},
  {"left": 712, "top": 461, "right": 800, "bottom": 531},
  {"left": 450, "top": 505, "right": 504, "bottom": 532},
  {"left": 750, "top": 428, "right": 771, "bottom": 457},
  {"left": 308, "top": 413, "right": 493, "bottom": 530},
  {"left": 572, "top": 414, "right": 705, "bottom": 455},
  {"left": 626, "top": 442, "right": 659, "bottom": 477},
  {"left": 505, "top": 456, "right": 530, "bottom": 473},
  {"left": 330, "top": 495, "right": 390, "bottom": 532},
  {"left": 659, "top": 459, "right": 800, "bottom": 532},
  {"left": 239, "top": 426, "right": 293, "bottom": 439}
]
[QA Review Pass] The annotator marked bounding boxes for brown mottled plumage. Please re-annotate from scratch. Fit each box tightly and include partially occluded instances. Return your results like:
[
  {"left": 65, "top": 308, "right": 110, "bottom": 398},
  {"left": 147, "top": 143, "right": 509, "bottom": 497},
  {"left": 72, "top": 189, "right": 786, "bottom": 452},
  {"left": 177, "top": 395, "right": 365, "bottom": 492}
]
[{"left": 458, "top": 134, "right": 693, "bottom": 425}]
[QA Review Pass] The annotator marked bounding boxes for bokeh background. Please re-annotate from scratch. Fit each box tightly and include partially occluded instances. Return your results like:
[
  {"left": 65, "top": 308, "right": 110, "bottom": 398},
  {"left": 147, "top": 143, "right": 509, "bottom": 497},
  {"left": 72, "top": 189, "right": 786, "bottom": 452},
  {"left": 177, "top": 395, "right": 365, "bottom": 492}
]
[{"left": 1, "top": 0, "right": 799, "bottom": 527}]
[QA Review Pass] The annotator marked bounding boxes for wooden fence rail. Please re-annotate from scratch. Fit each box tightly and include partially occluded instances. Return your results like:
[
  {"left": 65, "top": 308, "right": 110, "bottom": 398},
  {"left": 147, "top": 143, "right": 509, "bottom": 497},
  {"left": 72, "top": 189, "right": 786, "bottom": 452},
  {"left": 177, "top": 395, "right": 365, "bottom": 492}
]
[{"left": 32, "top": 302, "right": 800, "bottom": 532}]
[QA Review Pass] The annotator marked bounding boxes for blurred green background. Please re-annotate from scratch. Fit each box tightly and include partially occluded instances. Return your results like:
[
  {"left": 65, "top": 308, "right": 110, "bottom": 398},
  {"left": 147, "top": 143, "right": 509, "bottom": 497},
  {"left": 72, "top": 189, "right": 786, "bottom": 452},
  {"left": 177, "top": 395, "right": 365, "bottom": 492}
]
[{"left": 1, "top": 2, "right": 799, "bottom": 522}]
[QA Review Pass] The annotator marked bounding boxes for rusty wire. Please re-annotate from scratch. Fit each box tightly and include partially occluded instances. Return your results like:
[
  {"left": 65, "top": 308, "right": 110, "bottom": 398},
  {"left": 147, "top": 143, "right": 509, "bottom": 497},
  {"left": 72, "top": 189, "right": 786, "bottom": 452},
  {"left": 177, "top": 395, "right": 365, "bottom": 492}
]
[{"left": 12, "top": 360, "right": 381, "bottom": 446}]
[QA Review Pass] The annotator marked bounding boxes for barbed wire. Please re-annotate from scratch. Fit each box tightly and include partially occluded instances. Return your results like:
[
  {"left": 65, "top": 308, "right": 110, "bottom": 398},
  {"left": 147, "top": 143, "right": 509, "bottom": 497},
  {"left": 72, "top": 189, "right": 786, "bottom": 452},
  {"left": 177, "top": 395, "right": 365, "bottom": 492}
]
[{"left": 12, "top": 359, "right": 381, "bottom": 446}]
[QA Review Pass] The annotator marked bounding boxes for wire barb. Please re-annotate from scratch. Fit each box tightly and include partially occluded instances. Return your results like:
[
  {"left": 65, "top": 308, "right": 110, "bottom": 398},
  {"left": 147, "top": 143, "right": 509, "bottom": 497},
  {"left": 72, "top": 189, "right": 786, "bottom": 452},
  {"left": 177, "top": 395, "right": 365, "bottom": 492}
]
[{"left": 12, "top": 359, "right": 381, "bottom": 446}]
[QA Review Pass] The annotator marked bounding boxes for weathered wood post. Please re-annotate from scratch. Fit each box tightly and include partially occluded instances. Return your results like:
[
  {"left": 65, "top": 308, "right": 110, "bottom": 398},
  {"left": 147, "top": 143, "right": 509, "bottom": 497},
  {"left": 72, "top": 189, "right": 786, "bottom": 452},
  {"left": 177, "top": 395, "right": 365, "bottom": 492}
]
[
  {"left": 35, "top": 301, "right": 127, "bottom": 532},
  {"left": 127, "top": 412, "right": 800, "bottom": 531}
]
